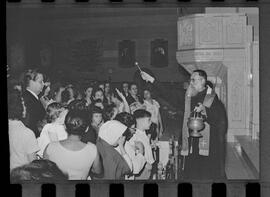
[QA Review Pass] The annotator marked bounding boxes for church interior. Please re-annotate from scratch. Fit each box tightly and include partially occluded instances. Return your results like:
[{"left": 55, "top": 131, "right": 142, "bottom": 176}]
[{"left": 7, "top": 6, "right": 259, "bottom": 180}]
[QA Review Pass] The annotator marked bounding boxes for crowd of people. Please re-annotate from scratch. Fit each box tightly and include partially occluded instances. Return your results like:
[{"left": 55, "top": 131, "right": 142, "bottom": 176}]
[
  {"left": 8, "top": 66, "right": 228, "bottom": 181},
  {"left": 8, "top": 68, "right": 164, "bottom": 181}
]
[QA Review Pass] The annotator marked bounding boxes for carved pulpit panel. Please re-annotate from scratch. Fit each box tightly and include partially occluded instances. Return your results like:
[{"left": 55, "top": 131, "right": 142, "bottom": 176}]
[
  {"left": 223, "top": 15, "right": 247, "bottom": 47},
  {"left": 198, "top": 17, "right": 222, "bottom": 47},
  {"left": 177, "top": 18, "right": 195, "bottom": 50}
]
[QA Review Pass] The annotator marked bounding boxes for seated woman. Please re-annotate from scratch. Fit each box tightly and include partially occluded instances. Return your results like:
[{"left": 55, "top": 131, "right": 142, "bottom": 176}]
[
  {"left": 8, "top": 89, "right": 40, "bottom": 171},
  {"left": 96, "top": 120, "right": 133, "bottom": 180},
  {"left": 44, "top": 109, "right": 101, "bottom": 180}
]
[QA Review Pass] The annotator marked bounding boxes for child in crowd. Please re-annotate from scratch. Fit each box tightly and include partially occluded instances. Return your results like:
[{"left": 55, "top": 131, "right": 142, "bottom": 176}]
[
  {"left": 129, "top": 109, "right": 155, "bottom": 180},
  {"left": 39, "top": 81, "right": 52, "bottom": 109},
  {"left": 127, "top": 83, "right": 145, "bottom": 114},
  {"left": 143, "top": 88, "right": 164, "bottom": 139},
  {"left": 121, "top": 82, "right": 130, "bottom": 98},
  {"left": 104, "top": 81, "right": 112, "bottom": 105},
  {"left": 84, "top": 85, "right": 93, "bottom": 106},
  {"left": 81, "top": 106, "right": 104, "bottom": 144},
  {"left": 37, "top": 102, "right": 67, "bottom": 157},
  {"left": 49, "top": 82, "right": 65, "bottom": 103}
]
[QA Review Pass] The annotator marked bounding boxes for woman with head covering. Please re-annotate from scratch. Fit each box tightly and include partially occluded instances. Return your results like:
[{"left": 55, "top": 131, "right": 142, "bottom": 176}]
[
  {"left": 114, "top": 112, "right": 146, "bottom": 180},
  {"left": 96, "top": 120, "right": 133, "bottom": 179}
]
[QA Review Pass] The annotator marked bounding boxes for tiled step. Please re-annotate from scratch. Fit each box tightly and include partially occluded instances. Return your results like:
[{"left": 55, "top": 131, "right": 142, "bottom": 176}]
[
  {"left": 225, "top": 142, "right": 257, "bottom": 179},
  {"left": 235, "top": 135, "right": 259, "bottom": 175}
]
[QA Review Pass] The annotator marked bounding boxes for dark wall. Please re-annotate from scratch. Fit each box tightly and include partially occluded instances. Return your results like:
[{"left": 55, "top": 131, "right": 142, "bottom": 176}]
[{"left": 7, "top": 7, "right": 202, "bottom": 83}]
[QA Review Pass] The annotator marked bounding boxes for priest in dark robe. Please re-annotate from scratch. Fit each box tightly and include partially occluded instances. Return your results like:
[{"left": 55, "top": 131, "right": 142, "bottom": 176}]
[
  {"left": 139, "top": 69, "right": 227, "bottom": 180},
  {"left": 179, "top": 70, "right": 227, "bottom": 180}
]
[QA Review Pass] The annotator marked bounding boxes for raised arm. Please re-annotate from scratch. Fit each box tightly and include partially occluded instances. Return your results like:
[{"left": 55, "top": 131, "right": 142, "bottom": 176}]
[{"left": 116, "top": 88, "right": 131, "bottom": 113}]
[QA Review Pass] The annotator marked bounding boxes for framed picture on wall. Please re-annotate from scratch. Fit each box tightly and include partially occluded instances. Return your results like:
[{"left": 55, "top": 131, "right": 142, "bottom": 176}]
[
  {"left": 151, "top": 39, "right": 168, "bottom": 68},
  {"left": 118, "top": 40, "right": 135, "bottom": 68}
]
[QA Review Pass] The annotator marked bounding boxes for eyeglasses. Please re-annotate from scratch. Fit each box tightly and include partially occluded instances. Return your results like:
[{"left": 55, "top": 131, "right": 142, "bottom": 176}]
[{"left": 190, "top": 77, "right": 202, "bottom": 83}]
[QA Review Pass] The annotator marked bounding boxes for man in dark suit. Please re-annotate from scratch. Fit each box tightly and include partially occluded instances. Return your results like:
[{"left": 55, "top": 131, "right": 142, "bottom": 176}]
[{"left": 22, "top": 69, "right": 46, "bottom": 138}]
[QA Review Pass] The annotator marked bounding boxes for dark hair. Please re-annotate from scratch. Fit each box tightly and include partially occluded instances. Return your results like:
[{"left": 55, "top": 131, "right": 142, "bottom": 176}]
[
  {"left": 206, "top": 80, "right": 214, "bottom": 89},
  {"left": 48, "top": 82, "right": 64, "bottom": 100},
  {"left": 8, "top": 89, "right": 24, "bottom": 120},
  {"left": 111, "top": 89, "right": 123, "bottom": 102},
  {"left": 22, "top": 69, "right": 43, "bottom": 89},
  {"left": 10, "top": 159, "right": 68, "bottom": 183},
  {"left": 122, "top": 82, "right": 129, "bottom": 86},
  {"left": 64, "top": 109, "right": 89, "bottom": 136},
  {"left": 92, "top": 88, "right": 104, "bottom": 99},
  {"left": 122, "top": 128, "right": 134, "bottom": 141},
  {"left": 90, "top": 105, "right": 103, "bottom": 114},
  {"left": 129, "top": 82, "right": 138, "bottom": 90},
  {"left": 133, "top": 109, "right": 151, "bottom": 119},
  {"left": 143, "top": 87, "right": 152, "bottom": 95},
  {"left": 114, "top": 112, "right": 135, "bottom": 128},
  {"left": 193, "top": 69, "right": 208, "bottom": 81},
  {"left": 67, "top": 99, "right": 87, "bottom": 111},
  {"left": 61, "top": 88, "right": 72, "bottom": 104},
  {"left": 98, "top": 82, "right": 105, "bottom": 87},
  {"left": 104, "top": 81, "right": 110, "bottom": 86},
  {"left": 66, "top": 86, "right": 78, "bottom": 99},
  {"left": 84, "top": 85, "right": 94, "bottom": 96},
  {"left": 88, "top": 105, "right": 103, "bottom": 123},
  {"left": 103, "top": 104, "right": 116, "bottom": 121}
]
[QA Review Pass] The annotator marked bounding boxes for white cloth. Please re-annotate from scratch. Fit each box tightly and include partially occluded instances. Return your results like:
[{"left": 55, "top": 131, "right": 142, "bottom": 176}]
[
  {"left": 98, "top": 120, "right": 127, "bottom": 145},
  {"left": 99, "top": 120, "right": 134, "bottom": 172},
  {"left": 37, "top": 123, "right": 67, "bottom": 157},
  {"left": 46, "top": 141, "right": 97, "bottom": 180},
  {"left": 143, "top": 99, "right": 160, "bottom": 124},
  {"left": 9, "top": 120, "right": 40, "bottom": 171},
  {"left": 129, "top": 129, "right": 155, "bottom": 165},
  {"left": 124, "top": 141, "right": 146, "bottom": 175}
]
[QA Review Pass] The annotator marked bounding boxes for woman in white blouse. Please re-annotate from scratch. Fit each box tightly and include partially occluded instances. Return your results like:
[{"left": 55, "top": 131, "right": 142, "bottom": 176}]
[{"left": 44, "top": 109, "right": 101, "bottom": 180}]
